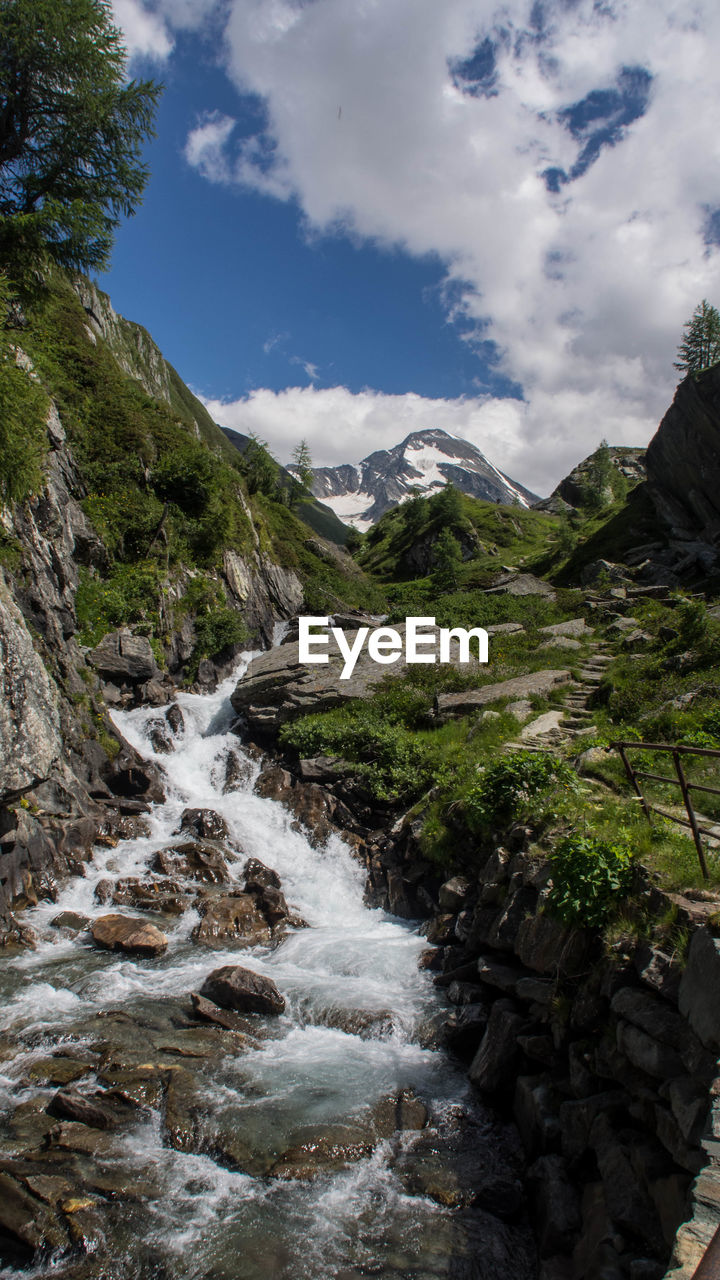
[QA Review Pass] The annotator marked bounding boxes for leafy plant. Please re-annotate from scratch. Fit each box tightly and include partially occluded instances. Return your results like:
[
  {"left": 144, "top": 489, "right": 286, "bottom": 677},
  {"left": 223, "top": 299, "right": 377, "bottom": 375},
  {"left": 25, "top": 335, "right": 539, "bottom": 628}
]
[
  {"left": 463, "top": 751, "right": 578, "bottom": 833},
  {"left": 548, "top": 833, "right": 634, "bottom": 928}
]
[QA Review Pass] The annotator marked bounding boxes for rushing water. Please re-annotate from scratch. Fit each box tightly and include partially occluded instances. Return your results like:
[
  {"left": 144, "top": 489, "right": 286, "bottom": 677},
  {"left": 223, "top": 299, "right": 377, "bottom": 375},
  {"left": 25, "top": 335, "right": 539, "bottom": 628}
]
[{"left": 0, "top": 646, "right": 533, "bottom": 1280}]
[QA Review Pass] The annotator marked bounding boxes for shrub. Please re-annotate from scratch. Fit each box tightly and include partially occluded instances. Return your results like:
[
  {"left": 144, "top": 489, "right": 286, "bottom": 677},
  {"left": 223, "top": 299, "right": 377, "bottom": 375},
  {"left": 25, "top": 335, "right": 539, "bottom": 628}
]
[
  {"left": 548, "top": 833, "right": 634, "bottom": 928},
  {"left": 463, "top": 751, "right": 577, "bottom": 833}
]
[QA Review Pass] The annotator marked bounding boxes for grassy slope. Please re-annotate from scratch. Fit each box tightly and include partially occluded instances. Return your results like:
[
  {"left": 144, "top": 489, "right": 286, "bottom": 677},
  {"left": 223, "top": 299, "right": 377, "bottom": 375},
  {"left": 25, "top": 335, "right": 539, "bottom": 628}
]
[{"left": 11, "top": 270, "right": 381, "bottom": 656}]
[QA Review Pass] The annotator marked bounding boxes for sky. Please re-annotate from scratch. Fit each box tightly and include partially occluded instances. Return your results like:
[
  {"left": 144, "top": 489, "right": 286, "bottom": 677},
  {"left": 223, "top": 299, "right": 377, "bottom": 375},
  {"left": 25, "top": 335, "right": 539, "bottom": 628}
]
[{"left": 105, "top": 0, "right": 720, "bottom": 497}]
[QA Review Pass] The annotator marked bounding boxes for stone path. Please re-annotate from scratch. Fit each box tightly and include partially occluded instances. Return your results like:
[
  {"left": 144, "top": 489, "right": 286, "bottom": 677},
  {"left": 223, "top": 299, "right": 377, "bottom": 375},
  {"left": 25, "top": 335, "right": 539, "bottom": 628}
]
[{"left": 506, "top": 643, "right": 613, "bottom": 753}]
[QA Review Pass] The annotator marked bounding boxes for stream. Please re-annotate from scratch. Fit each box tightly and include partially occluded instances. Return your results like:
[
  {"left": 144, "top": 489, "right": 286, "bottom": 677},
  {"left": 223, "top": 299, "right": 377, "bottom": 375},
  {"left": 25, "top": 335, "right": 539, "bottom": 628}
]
[{"left": 0, "top": 646, "right": 534, "bottom": 1279}]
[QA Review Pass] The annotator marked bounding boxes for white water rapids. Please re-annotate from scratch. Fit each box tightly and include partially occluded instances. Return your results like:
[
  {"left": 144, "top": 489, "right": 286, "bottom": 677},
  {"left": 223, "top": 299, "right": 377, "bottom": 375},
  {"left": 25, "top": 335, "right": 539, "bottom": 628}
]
[{"left": 0, "top": 646, "right": 532, "bottom": 1279}]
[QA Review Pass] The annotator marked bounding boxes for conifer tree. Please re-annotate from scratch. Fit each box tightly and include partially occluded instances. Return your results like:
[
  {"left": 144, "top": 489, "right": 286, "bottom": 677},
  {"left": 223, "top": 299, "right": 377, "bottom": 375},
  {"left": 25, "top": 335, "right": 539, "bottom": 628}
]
[
  {"left": 0, "top": 0, "right": 160, "bottom": 273},
  {"left": 674, "top": 300, "right": 720, "bottom": 377}
]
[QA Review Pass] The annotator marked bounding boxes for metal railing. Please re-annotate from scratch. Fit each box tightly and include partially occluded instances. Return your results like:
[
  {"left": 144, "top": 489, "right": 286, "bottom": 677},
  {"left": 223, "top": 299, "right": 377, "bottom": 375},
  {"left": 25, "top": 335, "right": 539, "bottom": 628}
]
[{"left": 611, "top": 740, "right": 720, "bottom": 881}]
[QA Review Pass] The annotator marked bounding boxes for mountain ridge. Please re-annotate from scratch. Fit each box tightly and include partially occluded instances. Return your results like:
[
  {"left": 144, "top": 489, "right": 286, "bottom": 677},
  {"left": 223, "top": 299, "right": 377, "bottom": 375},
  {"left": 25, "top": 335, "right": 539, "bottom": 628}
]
[{"left": 309, "top": 427, "right": 539, "bottom": 528}]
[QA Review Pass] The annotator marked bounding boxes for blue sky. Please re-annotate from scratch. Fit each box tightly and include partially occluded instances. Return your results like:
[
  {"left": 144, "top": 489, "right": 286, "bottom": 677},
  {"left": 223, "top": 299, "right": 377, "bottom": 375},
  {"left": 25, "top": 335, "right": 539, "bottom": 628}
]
[{"left": 107, "top": 0, "right": 720, "bottom": 494}]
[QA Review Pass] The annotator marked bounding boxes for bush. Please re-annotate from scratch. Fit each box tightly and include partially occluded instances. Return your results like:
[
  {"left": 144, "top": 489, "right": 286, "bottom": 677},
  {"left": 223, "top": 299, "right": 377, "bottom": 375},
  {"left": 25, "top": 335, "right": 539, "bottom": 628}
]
[
  {"left": 0, "top": 275, "right": 48, "bottom": 504},
  {"left": 463, "top": 751, "right": 577, "bottom": 833},
  {"left": 548, "top": 833, "right": 634, "bottom": 928}
]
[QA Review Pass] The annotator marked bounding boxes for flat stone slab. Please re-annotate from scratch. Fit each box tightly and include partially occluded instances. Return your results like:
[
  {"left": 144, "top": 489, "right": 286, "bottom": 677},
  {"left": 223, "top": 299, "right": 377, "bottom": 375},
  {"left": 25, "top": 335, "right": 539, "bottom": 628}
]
[
  {"left": 521, "top": 711, "right": 565, "bottom": 739},
  {"left": 434, "top": 670, "right": 572, "bottom": 721},
  {"left": 540, "top": 618, "right": 592, "bottom": 638}
]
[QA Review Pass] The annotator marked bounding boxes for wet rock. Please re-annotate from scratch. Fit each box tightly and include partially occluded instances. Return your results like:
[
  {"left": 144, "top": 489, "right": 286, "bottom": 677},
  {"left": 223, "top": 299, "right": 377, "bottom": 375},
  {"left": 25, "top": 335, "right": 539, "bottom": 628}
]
[
  {"left": 199, "top": 965, "right": 286, "bottom": 1016},
  {"left": 95, "top": 1065, "right": 165, "bottom": 1110},
  {"left": 271, "top": 1123, "right": 374, "bottom": 1180},
  {"left": 0, "top": 1170, "right": 68, "bottom": 1261},
  {"left": 163, "top": 1068, "right": 204, "bottom": 1153},
  {"left": 101, "top": 745, "right": 165, "bottom": 804},
  {"left": 111, "top": 877, "right": 192, "bottom": 916},
  {"left": 223, "top": 749, "right": 252, "bottom": 792},
  {"left": 254, "top": 764, "right": 294, "bottom": 801},
  {"left": 243, "top": 857, "right": 281, "bottom": 890},
  {"left": 90, "top": 914, "right": 168, "bottom": 957},
  {"left": 190, "top": 993, "right": 257, "bottom": 1034},
  {"left": 178, "top": 808, "right": 230, "bottom": 842},
  {"left": 46, "top": 1122, "right": 119, "bottom": 1157},
  {"left": 93, "top": 878, "right": 114, "bottom": 905},
  {"left": 371, "top": 1090, "right": 428, "bottom": 1138},
  {"left": 191, "top": 894, "right": 273, "bottom": 948},
  {"left": 140, "top": 677, "right": 170, "bottom": 706},
  {"left": 26, "top": 1058, "right": 92, "bottom": 1087},
  {"left": 47, "top": 1088, "right": 130, "bottom": 1130},
  {"left": 152, "top": 840, "right": 232, "bottom": 884},
  {"left": 50, "top": 911, "right": 90, "bottom": 933},
  {"left": 165, "top": 703, "right": 184, "bottom": 735},
  {"left": 146, "top": 717, "right": 174, "bottom": 754},
  {"left": 312, "top": 1005, "right": 394, "bottom": 1038}
]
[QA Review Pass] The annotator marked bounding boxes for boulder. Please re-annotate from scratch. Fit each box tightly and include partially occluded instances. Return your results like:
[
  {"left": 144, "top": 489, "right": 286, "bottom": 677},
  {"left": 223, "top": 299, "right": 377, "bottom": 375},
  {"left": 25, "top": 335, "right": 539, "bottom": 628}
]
[
  {"left": 152, "top": 841, "right": 231, "bottom": 884},
  {"left": 438, "top": 876, "right": 472, "bottom": 912},
  {"left": 198, "top": 965, "right": 285, "bottom": 1015},
  {"left": 435, "top": 669, "right": 572, "bottom": 722},
  {"left": 178, "top": 809, "right": 230, "bottom": 842},
  {"left": 191, "top": 894, "right": 273, "bottom": 948},
  {"left": 190, "top": 993, "right": 254, "bottom": 1032},
  {"left": 110, "top": 877, "right": 191, "bottom": 916},
  {"left": 90, "top": 914, "right": 168, "bottom": 957},
  {"left": 243, "top": 857, "right": 282, "bottom": 890},
  {"left": 89, "top": 629, "right": 159, "bottom": 685},
  {"left": 514, "top": 912, "right": 588, "bottom": 977}
]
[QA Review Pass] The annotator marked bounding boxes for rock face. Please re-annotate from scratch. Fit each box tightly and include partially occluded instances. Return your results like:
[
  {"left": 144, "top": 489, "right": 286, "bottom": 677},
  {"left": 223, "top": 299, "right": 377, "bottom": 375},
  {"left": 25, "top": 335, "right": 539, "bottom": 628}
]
[
  {"left": 646, "top": 365, "right": 720, "bottom": 566},
  {"left": 535, "top": 445, "right": 646, "bottom": 514},
  {"left": 199, "top": 965, "right": 286, "bottom": 1015},
  {"left": 0, "top": 581, "right": 62, "bottom": 800}
]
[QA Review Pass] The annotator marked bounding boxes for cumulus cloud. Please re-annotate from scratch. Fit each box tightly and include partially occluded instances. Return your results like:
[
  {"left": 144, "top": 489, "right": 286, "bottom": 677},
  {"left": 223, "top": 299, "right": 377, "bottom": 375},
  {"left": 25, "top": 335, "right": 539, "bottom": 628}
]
[
  {"left": 183, "top": 0, "right": 720, "bottom": 486},
  {"left": 201, "top": 384, "right": 560, "bottom": 488},
  {"left": 112, "top": 0, "right": 174, "bottom": 61},
  {"left": 184, "top": 113, "right": 237, "bottom": 183}
]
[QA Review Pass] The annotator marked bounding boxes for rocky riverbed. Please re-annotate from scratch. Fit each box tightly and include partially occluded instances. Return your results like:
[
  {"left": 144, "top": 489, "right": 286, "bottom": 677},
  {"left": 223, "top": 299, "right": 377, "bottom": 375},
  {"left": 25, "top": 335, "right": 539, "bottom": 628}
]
[{"left": 0, "top": 655, "right": 535, "bottom": 1279}]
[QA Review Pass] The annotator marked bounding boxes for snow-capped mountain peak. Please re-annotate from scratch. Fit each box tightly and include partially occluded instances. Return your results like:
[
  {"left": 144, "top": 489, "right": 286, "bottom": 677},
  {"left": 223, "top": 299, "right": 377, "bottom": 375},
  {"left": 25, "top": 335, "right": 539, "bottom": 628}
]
[{"left": 309, "top": 428, "right": 538, "bottom": 529}]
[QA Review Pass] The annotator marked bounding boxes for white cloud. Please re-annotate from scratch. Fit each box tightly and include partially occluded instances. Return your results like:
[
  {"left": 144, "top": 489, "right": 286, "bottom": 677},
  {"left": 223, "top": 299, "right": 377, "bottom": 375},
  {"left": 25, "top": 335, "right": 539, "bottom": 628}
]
[
  {"left": 202, "top": 384, "right": 557, "bottom": 489},
  {"left": 112, "top": 0, "right": 174, "bottom": 61},
  {"left": 184, "top": 113, "right": 237, "bottom": 183},
  {"left": 184, "top": 0, "right": 720, "bottom": 488}
]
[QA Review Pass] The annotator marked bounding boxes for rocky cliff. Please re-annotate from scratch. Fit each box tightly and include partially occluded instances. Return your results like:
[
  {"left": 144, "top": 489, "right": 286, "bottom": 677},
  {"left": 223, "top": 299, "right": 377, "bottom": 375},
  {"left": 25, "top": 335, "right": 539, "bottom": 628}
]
[
  {"left": 0, "top": 271, "right": 369, "bottom": 944},
  {"left": 646, "top": 367, "right": 720, "bottom": 572}
]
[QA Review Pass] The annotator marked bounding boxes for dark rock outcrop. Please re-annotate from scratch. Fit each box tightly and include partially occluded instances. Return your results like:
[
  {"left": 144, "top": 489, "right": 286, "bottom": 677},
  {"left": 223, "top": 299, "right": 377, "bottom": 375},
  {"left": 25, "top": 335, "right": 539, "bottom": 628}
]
[{"left": 646, "top": 366, "right": 720, "bottom": 565}]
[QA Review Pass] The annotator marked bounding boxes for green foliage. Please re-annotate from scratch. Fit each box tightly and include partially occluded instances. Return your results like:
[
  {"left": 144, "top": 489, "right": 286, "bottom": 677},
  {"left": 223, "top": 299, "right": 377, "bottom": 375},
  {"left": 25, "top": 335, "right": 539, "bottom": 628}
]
[
  {"left": 674, "top": 299, "right": 720, "bottom": 378},
  {"left": 0, "top": 0, "right": 160, "bottom": 273},
  {"left": 548, "top": 833, "right": 634, "bottom": 928},
  {"left": 192, "top": 607, "right": 248, "bottom": 668},
  {"left": 152, "top": 441, "right": 217, "bottom": 517},
  {"left": 280, "top": 703, "right": 435, "bottom": 803},
  {"left": 463, "top": 751, "right": 578, "bottom": 834},
  {"left": 432, "top": 528, "right": 462, "bottom": 590},
  {"left": 75, "top": 563, "right": 161, "bottom": 645},
  {"left": 240, "top": 434, "right": 280, "bottom": 496},
  {"left": 291, "top": 439, "right": 313, "bottom": 490},
  {"left": 0, "top": 277, "right": 48, "bottom": 503}
]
